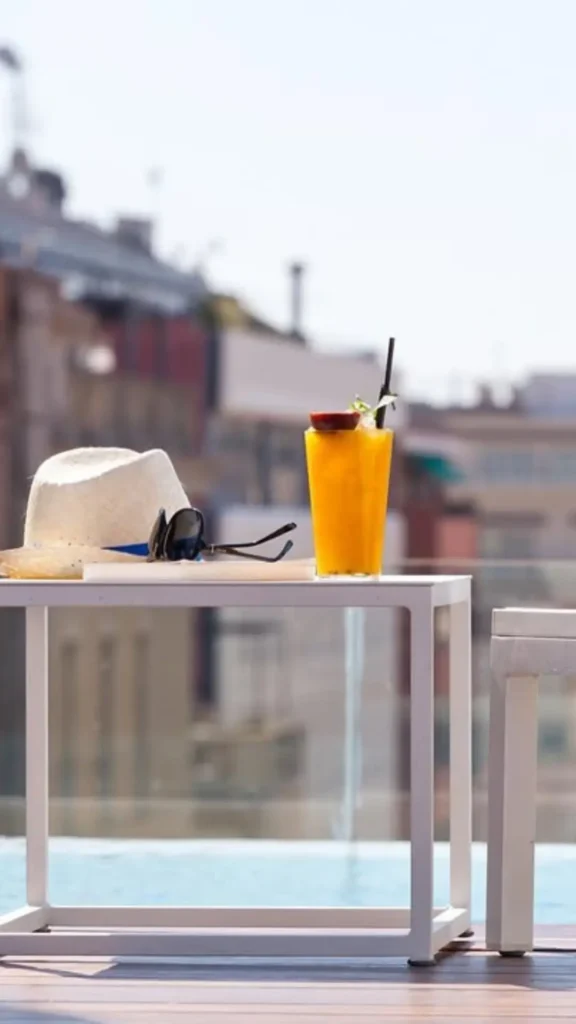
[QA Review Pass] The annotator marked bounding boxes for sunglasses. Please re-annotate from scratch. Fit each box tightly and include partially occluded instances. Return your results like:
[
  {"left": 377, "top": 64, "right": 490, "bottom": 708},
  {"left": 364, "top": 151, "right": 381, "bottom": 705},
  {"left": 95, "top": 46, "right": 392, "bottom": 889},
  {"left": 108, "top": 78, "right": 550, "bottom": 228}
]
[{"left": 147, "top": 508, "right": 296, "bottom": 563}]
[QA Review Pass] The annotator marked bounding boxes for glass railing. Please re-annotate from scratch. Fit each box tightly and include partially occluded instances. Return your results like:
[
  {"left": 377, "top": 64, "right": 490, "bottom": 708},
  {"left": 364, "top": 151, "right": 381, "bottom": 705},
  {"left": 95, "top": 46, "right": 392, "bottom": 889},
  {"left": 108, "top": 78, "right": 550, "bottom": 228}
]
[{"left": 1, "top": 560, "right": 576, "bottom": 917}]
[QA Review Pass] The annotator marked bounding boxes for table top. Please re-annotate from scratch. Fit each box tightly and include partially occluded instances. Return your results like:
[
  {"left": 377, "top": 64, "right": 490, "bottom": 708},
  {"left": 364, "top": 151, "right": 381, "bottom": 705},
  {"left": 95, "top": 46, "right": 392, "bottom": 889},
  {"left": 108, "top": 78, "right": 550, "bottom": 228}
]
[{"left": 0, "top": 575, "right": 471, "bottom": 609}]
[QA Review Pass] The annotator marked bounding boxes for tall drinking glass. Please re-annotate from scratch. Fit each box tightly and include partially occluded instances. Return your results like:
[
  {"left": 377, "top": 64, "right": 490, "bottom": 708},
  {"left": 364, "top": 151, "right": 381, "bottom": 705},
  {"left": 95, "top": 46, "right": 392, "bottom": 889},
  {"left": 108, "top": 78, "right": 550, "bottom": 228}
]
[{"left": 305, "top": 423, "right": 394, "bottom": 577}]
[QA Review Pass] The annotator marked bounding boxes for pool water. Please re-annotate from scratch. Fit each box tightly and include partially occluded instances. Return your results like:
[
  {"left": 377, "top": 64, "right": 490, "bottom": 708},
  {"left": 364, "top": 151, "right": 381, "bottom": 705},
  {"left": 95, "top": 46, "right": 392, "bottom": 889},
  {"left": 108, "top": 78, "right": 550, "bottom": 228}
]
[{"left": 0, "top": 839, "right": 574, "bottom": 923}]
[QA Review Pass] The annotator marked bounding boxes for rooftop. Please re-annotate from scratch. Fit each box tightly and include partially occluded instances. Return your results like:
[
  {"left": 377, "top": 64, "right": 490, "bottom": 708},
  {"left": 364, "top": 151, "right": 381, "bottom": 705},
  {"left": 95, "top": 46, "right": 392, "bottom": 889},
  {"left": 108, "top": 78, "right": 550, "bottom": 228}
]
[{"left": 0, "top": 152, "right": 206, "bottom": 313}]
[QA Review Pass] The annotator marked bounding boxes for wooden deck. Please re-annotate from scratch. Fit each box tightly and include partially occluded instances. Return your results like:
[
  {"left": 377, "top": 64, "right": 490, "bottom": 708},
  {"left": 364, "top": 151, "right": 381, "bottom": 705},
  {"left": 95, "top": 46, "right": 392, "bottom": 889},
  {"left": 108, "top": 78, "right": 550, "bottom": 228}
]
[{"left": 2, "top": 944, "right": 576, "bottom": 1023}]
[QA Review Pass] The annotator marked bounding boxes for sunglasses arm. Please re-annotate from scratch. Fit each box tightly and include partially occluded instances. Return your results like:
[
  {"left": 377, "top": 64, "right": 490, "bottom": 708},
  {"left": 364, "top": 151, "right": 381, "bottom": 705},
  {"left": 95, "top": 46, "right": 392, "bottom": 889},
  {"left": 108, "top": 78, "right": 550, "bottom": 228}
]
[
  {"left": 209, "top": 540, "right": 294, "bottom": 563},
  {"left": 209, "top": 522, "right": 296, "bottom": 552}
]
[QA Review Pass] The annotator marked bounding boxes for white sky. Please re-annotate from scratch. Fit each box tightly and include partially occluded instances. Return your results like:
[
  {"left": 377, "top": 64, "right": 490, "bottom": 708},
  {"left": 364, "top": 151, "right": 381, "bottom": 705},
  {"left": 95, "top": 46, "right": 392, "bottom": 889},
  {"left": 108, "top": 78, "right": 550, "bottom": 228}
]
[{"left": 2, "top": 0, "right": 576, "bottom": 400}]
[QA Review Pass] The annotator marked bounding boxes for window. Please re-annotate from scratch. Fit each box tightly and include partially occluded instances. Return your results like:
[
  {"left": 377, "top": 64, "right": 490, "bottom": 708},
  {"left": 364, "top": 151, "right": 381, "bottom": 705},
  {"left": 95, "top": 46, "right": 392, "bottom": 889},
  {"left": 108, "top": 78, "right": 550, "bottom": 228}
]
[
  {"left": 478, "top": 449, "right": 536, "bottom": 483},
  {"left": 539, "top": 450, "right": 576, "bottom": 483},
  {"left": 154, "top": 316, "right": 168, "bottom": 379},
  {"left": 97, "top": 637, "right": 116, "bottom": 800},
  {"left": 481, "top": 525, "right": 537, "bottom": 560},
  {"left": 478, "top": 447, "right": 576, "bottom": 484},
  {"left": 539, "top": 721, "right": 568, "bottom": 759},
  {"left": 133, "top": 634, "right": 150, "bottom": 803},
  {"left": 60, "top": 641, "right": 78, "bottom": 800}
]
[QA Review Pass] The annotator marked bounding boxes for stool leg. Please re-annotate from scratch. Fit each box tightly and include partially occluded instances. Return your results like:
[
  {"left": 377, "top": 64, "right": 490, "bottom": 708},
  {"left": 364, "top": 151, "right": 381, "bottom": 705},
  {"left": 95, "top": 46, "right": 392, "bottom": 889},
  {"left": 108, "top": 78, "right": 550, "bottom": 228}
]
[{"left": 486, "top": 674, "right": 538, "bottom": 955}]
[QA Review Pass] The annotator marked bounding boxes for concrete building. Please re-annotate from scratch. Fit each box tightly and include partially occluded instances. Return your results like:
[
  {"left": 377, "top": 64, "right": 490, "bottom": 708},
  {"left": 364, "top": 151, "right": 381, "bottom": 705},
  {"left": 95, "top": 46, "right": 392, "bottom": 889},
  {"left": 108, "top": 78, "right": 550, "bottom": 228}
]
[
  {"left": 0, "top": 263, "right": 208, "bottom": 838},
  {"left": 0, "top": 152, "right": 411, "bottom": 840},
  {"left": 49, "top": 607, "right": 192, "bottom": 838},
  {"left": 190, "top": 303, "right": 408, "bottom": 839},
  {"left": 0, "top": 148, "right": 206, "bottom": 313},
  {"left": 408, "top": 380, "right": 576, "bottom": 840},
  {"left": 0, "top": 268, "right": 409, "bottom": 841}
]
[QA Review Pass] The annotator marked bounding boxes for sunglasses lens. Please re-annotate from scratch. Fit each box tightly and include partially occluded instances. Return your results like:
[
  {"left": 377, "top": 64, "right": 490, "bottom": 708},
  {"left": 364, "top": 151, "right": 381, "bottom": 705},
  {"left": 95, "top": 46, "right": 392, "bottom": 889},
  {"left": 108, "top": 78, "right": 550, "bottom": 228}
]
[
  {"left": 164, "top": 508, "right": 204, "bottom": 561},
  {"left": 148, "top": 509, "right": 167, "bottom": 560}
]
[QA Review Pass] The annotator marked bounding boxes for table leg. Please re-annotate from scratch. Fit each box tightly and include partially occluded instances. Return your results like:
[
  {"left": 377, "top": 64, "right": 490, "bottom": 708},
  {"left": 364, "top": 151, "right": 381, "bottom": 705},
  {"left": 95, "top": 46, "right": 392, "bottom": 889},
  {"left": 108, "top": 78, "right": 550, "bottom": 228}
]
[
  {"left": 449, "top": 596, "right": 472, "bottom": 920},
  {"left": 408, "top": 597, "right": 435, "bottom": 966},
  {"left": 26, "top": 606, "right": 49, "bottom": 909},
  {"left": 342, "top": 607, "right": 365, "bottom": 843},
  {"left": 486, "top": 673, "right": 538, "bottom": 955}
]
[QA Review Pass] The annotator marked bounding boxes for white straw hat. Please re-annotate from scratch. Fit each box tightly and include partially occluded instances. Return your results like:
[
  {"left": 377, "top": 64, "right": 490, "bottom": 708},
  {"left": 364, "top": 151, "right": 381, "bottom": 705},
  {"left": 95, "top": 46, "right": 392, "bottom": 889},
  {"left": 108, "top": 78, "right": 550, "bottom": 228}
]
[{"left": 0, "top": 447, "right": 190, "bottom": 579}]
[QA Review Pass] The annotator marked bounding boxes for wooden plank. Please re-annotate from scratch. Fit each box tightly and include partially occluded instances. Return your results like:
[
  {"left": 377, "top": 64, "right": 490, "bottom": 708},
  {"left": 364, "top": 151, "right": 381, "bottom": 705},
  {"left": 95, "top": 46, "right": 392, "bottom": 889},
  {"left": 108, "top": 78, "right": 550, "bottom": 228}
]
[
  {"left": 3, "top": 1012, "right": 576, "bottom": 1020},
  {"left": 1, "top": 951, "right": 576, "bottom": 1023},
  {"left": 5, "top": 985, "right": 576, "bottom": 1005}
]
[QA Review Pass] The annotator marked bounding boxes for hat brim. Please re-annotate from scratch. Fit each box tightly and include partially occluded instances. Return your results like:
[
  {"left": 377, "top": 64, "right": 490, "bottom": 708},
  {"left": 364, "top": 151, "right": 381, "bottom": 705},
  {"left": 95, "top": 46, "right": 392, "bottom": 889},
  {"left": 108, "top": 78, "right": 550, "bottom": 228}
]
[{"left": 0, "top": 546, "right": 146, "bottom": 580}]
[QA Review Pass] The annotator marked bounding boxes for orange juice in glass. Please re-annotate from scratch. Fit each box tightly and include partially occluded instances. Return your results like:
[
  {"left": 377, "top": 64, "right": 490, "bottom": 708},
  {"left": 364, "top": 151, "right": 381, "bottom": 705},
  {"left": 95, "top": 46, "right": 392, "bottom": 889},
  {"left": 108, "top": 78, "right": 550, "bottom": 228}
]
[{"left": 305, "top": 410, "right": 394, "bottom": 577}]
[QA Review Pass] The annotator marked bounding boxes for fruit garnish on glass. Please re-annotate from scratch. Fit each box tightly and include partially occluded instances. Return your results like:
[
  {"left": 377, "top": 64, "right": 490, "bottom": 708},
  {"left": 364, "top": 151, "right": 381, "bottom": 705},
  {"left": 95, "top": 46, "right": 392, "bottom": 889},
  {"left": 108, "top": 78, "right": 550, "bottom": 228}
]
[
  {"left": 309, "top": 338, "right": 398, "bottom": 433},
  {"left": 309, "top": 410, "right": 360, "bottom": 431},
  {"left": 309, "top": 393, "right": 398, "bottom": 433}
]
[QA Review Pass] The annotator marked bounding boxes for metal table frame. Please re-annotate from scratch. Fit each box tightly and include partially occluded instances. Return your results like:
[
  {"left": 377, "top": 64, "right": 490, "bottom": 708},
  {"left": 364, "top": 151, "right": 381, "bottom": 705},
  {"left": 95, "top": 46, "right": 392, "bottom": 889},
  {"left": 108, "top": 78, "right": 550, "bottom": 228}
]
[{"left": 0, "top": 575, "right": 472, "bottom": 964}]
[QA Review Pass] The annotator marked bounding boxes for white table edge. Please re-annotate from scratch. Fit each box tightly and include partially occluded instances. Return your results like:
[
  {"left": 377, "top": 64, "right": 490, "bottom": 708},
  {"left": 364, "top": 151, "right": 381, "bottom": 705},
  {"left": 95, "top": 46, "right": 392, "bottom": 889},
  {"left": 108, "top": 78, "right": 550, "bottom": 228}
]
[{"left": 0, "top": 575, "right": 472, "bottom": 608}]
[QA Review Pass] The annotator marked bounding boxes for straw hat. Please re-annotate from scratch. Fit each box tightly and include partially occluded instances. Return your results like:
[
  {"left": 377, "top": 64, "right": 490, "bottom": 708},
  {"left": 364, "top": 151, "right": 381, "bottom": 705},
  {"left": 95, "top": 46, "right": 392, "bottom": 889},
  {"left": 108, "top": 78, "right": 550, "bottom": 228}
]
[{"left": 0, "top": 447, "right": 190, "bottom": 579}]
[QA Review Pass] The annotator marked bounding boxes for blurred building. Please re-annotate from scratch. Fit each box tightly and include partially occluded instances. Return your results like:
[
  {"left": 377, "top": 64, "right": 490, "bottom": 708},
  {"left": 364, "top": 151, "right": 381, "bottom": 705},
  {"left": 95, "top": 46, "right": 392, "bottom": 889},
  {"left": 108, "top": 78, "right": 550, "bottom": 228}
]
[
  {"left": 0, "top": 264, "right": 409, "bottom": 840},
  {"left": 395, "top": 428, "right": 480, "bottom": 837},
  {"left": 0, "top": 149, "right": 413, "bottom": 840},
  {"left": 190, "top": 295, "right": 408, "bottom": 838},
  {"left": 0, "top": 148, "right": 206, "bottom": 313},
  {"left": 0, "top": 260, "right": 208, "bottom": 837},
  {"left": 49, "top": 607, "right": 192, "bottom": 838},
  {"left": 409, "top": 380, "right": 576, "bottom": 840},
  {"left": 411, "top": 381, "right": 576, "bottom": 599}
]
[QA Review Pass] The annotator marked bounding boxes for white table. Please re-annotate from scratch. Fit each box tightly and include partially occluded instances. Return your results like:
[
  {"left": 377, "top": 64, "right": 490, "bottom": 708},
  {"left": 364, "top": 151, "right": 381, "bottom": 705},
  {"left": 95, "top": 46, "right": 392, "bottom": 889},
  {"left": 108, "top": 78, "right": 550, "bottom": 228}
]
[
  {"left": 0, "top": 575, "right": 471, "bottom": 964},
  {"left": 486, "top": 607, "right": 576, "bottom": 956}
]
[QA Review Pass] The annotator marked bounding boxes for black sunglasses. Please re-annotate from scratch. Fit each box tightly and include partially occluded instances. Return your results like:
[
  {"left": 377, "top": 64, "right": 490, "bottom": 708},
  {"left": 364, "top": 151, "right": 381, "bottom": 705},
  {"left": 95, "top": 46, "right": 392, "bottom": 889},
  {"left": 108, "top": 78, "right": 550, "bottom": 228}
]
[{"left": 148, "top": 508, "right": 296, "bottom": 563}]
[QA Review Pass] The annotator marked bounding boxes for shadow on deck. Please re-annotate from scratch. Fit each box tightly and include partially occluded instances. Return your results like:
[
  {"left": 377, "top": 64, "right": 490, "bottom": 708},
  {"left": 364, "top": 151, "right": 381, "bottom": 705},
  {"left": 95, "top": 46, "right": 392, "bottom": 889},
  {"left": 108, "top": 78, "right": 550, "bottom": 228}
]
[{"left": 2, "top": 937, "right": 576, "bottom": 1022}]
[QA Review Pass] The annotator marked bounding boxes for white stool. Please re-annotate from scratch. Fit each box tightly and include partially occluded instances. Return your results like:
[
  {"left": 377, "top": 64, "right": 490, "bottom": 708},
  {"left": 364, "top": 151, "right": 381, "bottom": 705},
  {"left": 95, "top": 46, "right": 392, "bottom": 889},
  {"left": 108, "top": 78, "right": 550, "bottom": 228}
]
[{"left": 486, "top": 607, "right": 576, "bottom": 955}]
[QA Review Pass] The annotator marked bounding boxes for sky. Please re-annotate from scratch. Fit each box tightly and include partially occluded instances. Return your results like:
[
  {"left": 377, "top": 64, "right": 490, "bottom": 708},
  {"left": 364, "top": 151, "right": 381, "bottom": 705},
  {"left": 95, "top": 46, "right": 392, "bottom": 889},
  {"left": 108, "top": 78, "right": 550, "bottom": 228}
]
[{"left": 2, "top": 0, "right": 576, "bottom": 401}]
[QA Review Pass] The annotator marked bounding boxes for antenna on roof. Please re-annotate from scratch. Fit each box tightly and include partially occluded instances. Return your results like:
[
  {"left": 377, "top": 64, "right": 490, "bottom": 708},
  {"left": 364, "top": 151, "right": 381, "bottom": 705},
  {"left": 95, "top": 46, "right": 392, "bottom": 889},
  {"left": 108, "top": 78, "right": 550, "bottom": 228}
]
[{"left": 0, "top": 46, "right": 28, "bottom": 155}]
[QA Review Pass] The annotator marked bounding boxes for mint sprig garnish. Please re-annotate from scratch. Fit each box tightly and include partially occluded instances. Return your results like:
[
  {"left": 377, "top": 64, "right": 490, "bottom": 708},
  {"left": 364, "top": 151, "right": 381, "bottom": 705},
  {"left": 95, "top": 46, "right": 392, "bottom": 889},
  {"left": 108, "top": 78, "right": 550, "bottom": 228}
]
[{"left": 349, "top": 393, "right": 398, "bottom": 422}]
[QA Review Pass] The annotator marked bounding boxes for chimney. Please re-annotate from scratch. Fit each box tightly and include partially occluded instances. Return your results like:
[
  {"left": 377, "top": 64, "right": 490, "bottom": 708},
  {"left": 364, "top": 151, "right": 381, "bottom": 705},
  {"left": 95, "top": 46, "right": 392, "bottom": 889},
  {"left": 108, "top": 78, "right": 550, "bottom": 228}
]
[
  {"left": 288, "top": 261, "right": 305, "bottom": 342},
  {"left": 33, "top": 168, "right": 67, "bottom": 211},
  {"left": 116, "top": 217, "right": 154, "bottom": 254},
  {"left": 477, "top": 383, "right": 495, "bottom": 409}
]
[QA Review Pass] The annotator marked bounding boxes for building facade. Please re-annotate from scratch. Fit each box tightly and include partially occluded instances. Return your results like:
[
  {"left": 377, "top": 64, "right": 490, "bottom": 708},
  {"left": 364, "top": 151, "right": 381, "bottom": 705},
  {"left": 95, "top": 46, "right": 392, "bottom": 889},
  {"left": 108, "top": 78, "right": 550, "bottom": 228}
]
[
  {"left": 408, "top": 382, "right": 576, "bottom": 840},
  {"left": 0, "top": 160, "right": 411, "bottom": 841},
  {"left": 0, "top": 265, "right": 209, "bottom": 837},
  {"left": 189, "top": 311, "right": 408, "bottom": 839}
]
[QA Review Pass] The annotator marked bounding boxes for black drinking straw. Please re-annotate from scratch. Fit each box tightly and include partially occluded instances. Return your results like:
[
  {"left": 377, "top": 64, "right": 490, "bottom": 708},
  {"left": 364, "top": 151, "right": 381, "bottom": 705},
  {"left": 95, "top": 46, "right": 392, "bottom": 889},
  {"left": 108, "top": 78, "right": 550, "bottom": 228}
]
[{"left": 375, "top": 337, "right": 396, "bottom": 429}]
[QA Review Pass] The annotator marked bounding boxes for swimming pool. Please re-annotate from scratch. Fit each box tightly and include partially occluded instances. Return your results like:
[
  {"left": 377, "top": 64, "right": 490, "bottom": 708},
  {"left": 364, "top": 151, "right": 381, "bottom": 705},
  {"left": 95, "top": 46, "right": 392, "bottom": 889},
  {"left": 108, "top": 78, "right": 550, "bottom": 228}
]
[{"left": 0, "top": 839, "right": 574, "bottom": 923}]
